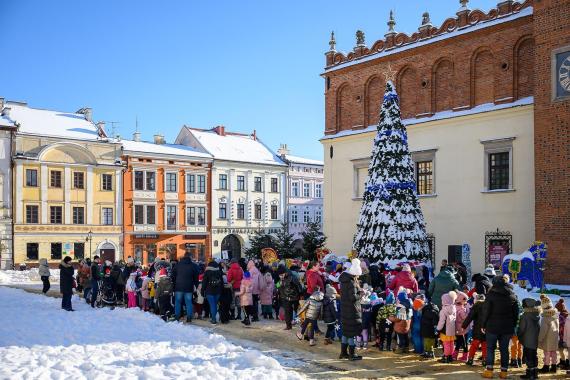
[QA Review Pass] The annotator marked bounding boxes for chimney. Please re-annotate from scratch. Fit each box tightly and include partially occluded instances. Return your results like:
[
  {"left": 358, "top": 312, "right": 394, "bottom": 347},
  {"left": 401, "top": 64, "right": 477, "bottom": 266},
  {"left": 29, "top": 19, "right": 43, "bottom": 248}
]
[
  {"left": 1, "top": 107, "right": 11, "bottom": 118},
  {"left": 96, "top": 121, "right": 106, "bottom": 138},
  {"left": 0, "top": 98, "right": 4, "bottom": 110},
  {"left": 252, "top": 129, "right": 257, "bottom": 141},
  {"left": 277, "top": 143, "right": 290, "bottom": 156},
  {"left": 213, "top": 125, "right": 226, "bottom": 136},
  {"left": 153, "top": 134, "right": 165, "bottom": 144},
  {"left": 77, "top": 107, "right": 93, "bottom": 122},
  {"left": 133, "top": 131, "right": 141, "bottom": 142}
]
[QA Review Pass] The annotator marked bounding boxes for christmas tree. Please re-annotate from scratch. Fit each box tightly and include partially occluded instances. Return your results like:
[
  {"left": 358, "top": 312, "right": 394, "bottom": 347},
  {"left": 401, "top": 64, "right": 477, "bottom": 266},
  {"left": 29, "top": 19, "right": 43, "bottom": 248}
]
[
  {"left": 301, "top": 221, "right": 327, "bottom": 261},
  {"left": 353, "top": 80, "right": 429, "bottom": 262}
]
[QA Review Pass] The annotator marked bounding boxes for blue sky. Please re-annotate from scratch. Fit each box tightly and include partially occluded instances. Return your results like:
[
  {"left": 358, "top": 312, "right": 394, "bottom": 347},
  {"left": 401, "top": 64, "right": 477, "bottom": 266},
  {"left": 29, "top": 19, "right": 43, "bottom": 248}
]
[{"left": 1, "top": 0, "right": 497, "bottom": 160}]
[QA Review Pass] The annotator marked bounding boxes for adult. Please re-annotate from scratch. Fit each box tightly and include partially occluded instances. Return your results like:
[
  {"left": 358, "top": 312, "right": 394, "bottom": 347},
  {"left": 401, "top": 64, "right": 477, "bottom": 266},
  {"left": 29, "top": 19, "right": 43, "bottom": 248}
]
[
  {"left": 453, "top": 262, "right": 468, "bottom": 287},
  {"left": 78, "top": 259, "right": 92, "bottom": 302},
  {"left": 202, "top": 261, "right": 223, "bottom": 324},
  {"left": 483, "top": 265, "right": 496, "bottom": 283},
  {"left": 59, "top": 256, "right": 75, "bottom": 311},
  {"left": 339, "top": 258, "right": 363, "bottom": 361},
  {"left": 388, "top": 263, "right": 419, "bottom": 293},
  {"left": 277, "top": 264, "right": 302, "bottom": 330},
  {"left": 38, "top": 258, "right": 51, "bottom": 294},
  {"left": 481, "top": 276, "right": 520, "bottom": 378},
  {"left": 227, "top": 258, "right": 244, "bottom": 320},
  {"left": 471, "top": 273, "right": 492, "bottom": 296},
  {"left": 428, "top": 266, "right": 460, "bottom": 309},
  {"left": 358, "top": 260, "right": 372, "bottom": 287},
  {"left": 90, "top": 256, "right": 101, "bottom": 308},
  {"left": 247, "top": 260, "right": 264, "bottom": 322},
  {"left": 172, "top": 252, "right": 199, "bottom": 323},
  {"left": 306, "top": 261, "right": 324, "bottom": 295},
  {"left": 369, "top": 263, "right": 386, "bottom": 291},
  {"left": 111, "top": 263, "right": 124, "bottom": 304}
]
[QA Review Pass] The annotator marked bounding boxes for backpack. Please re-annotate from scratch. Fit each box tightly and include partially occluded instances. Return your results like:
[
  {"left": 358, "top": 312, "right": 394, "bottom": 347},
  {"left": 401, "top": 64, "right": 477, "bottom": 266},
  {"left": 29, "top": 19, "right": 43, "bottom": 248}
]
[
  {"left": 209, "top": 273, "right": 222, "bottom": 289},
  {"left": 158, "top": 277, "right": 173, "bottom": 296},
  {"left": 135, "top": 274, "right": 143, "bottom": 289}
]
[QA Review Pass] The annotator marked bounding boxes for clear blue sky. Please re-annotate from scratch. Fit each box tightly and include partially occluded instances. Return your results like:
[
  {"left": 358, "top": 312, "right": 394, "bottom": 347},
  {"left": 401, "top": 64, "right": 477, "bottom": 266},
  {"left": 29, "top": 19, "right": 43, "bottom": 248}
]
[{"left": 1, "top": 0, "right": 497, "bottom": 160}]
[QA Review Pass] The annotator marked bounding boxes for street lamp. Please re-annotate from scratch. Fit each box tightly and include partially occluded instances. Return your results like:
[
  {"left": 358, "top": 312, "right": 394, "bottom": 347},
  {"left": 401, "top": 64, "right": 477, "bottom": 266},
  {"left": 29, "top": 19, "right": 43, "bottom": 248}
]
[{"left": 86, "top": 230, "right": 93, "bottom": 260}]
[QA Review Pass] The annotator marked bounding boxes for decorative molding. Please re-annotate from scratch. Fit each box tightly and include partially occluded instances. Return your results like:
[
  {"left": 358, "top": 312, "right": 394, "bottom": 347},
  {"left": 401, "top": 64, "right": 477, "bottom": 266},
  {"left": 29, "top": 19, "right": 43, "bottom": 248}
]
[{"left": 133, "top": 190, "right": 156, "bottom": 200}]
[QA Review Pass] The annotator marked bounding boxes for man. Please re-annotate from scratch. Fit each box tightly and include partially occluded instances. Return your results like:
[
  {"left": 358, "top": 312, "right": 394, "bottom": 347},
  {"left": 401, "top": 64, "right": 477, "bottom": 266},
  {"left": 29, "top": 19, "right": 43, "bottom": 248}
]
[
  {"left": 427, "top": 266, "right": 460, "bottom": 309},
  {"left": 227, "top": 258, "right": 244, "bottom": 319},
  {"left": 172, "top": 252, "right": 199, "bottom": 323},
  {"left": 90, "top": 255, "right": 101, "bottom": 308},
  {"left": 278, "top": 264, "right": 302, "bottom": 330}
]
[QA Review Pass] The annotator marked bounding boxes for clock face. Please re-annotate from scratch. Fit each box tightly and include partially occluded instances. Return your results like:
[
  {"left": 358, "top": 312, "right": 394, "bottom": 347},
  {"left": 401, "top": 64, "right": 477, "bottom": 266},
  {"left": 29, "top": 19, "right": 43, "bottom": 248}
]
[
  {"left": 559, "top": 56, "right": 570, "bottom": 92},
  {"left": 555, "top": 51, "right": 570, "bottom": 99}
]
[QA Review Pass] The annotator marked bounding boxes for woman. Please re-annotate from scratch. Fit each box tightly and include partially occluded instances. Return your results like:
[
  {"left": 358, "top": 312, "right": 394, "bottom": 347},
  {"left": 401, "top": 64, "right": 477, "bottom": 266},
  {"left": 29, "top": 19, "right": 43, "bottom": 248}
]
[
  {"left": 59, "top": 256, "right": 75, "bottom": 311},
  {"left": 202, "top": 261, "right": 223, "bottom": 324},
  {"left": 38, "top": 258, "right": 50, "bottom": 294},
  {"left": 339, "top": 258, "right": 363, "bottom": 361}
]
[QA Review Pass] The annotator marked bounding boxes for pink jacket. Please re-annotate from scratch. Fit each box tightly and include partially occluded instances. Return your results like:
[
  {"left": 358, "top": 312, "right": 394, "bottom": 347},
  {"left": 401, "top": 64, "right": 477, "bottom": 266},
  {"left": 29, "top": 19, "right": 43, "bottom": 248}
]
[
  {"left": 239, "top": 278, "right": 253, "bottom": 306},
  {"left": 141, "top": 277, "right": 151, "bottom": 299},
  {"left": 455, "top": 292, "right": 469, "bottom": 335},
  {"left": 437, "top": 293, "right": 457, "bottom": 337},
  {"left": 247, "top": 261, "right": 264, "bottom": 295},
  {"left": 259, "top": 273, "right": 275, "bottom": 305},
  {"left": 388, "top": 270, "right": 419, "bottom": 293}
]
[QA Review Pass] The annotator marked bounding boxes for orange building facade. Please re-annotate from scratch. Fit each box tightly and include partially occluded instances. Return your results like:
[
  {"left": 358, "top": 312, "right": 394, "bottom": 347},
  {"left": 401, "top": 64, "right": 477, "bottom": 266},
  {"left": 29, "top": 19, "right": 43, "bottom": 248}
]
[{"left": 122, "top": 138, "right": 213, "bottom": 266}]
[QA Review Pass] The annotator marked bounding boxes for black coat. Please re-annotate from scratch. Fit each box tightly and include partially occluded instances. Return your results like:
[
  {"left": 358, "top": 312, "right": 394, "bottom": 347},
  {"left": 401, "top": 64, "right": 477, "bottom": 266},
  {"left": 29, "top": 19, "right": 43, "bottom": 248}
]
[
  {"left": 172, "top": 256, "right": 199, "bottom": 293},
  {"left": 369, "top": 265, "right": 386, "bottom": 291},
  {"left": 322, "top": 296, "right": 337, "bottom": 324},
  {"left": 202, "top": 266, "right": 223, "bottom": 296},
  {"left": 420, "top": 302, "right": 440, "bottom": 338},
  {"left": 90, "top": 263, "right": 101, "bottom": 281},
  {"left": 462, "top": 300, "right": 486, "bottom": 341},
  {"left": 279, "top": 272, "right": 301, "bottom": 302},
  {"left": 339, "top": 272, "right": 362, "bottom": 338},
  {"left": 481, "top": 282, "right": 520, "bottom": 335},
  {"left": 517, "top": 299, "right": 541, "bottom": 349},
  {"left": 59, "top": 262, "right": 75, "bottom": 294},
  {"left": 471, "top": 273, "right": 492, "bottom": 296}
]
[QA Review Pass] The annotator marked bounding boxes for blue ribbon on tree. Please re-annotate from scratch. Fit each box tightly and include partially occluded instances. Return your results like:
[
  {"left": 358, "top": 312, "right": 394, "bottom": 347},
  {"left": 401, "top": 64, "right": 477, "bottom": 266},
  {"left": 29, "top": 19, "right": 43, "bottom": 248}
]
[
  {"left": 379, "top": 129, "right": 408, "bottom": 145},
  {"left": 383, "top": 93, "right": 399, "bottom": 103},
  {"left": 366, "top": 181, "right": 416, "bottom": 200}
]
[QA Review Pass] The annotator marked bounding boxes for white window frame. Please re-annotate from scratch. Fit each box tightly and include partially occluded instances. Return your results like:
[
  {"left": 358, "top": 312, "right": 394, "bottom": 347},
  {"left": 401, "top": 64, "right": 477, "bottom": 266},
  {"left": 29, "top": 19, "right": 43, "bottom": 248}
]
[
  {"left": 165, "top": 172, "right": 178, "bottom": 193},
  {"left": 291, "top": 182, "right": 299, "bottom": 197},
  {"left": 411, "top": 148, "right": 437, "bottom": 197},
  {"left": 102, "top": 207, "right": 114, "bottom": 225},
  {"left": 291, "top": 209, "right": 298, "bottom": 223},
  {"left": 303, "top": 183, "right": 311, "bottom": 198},
  {"left": 186, "top": 173, "right": 196, "bottom": 193},
  {"left": 303, "top": 210, "right": 310, "bottom": 223},
  {"left": 165, "top": 204, "right": 178, "bottom": 231},
  {"left": 351, "top": 157, "right": 369, "bottom": 200},
  {"left": 481, "top": 137, "right": 515, "bottom": 193},
  {"left": 315, "top": 183, "right": 322, "bottom": 198}
]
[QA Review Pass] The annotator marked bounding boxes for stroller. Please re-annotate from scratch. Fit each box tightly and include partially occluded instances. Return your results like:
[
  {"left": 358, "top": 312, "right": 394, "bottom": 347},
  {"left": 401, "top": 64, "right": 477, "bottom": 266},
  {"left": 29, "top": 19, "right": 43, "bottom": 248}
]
[{"left": 95, "top": 271, "right": 117, "bottom": 309}]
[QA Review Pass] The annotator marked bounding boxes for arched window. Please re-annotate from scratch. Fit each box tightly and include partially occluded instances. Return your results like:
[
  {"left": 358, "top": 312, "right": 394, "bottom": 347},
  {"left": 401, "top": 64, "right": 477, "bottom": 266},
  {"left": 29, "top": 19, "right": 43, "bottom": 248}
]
[
  {"left": 472, "top": 49, "right": 495, "bottom": 106},
  {"left": 433, "top": 59, "right": 454, "bottom": 113}
]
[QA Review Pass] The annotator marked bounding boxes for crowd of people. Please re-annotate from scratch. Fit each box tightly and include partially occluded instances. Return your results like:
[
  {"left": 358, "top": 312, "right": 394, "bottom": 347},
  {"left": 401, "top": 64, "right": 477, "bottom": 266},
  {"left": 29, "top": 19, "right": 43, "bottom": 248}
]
[{"left": 42, "top": 253, "right": 570, "bottom": 379}]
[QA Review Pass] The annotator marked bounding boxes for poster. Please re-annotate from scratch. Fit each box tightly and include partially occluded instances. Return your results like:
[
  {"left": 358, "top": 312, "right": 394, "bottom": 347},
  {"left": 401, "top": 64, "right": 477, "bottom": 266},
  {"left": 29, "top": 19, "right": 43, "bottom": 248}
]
[
  {"left": 63, "top": 243, "right": 74, "bottom": 257},
  {"left": 261, "top": 248, "right": 278, "bottom": 265},
  {"left": 461, "top": 243, "right": 472, "bottom": 285},
  {"left": 221, "top": 250, "right": 229, "bottom": 260},
  {"left": 488, "top": 244, "right": 508, "bottom": 269}
]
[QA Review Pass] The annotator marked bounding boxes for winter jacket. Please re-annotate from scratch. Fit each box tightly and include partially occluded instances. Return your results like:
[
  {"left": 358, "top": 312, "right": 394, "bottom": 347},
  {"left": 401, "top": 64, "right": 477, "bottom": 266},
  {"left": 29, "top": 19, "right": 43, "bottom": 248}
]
[
  {"left": 259, "top": 273, "right": 274, "bottom": 305},
  {"left": 539, "top": 307, "right": 560, "bottom": 351},
  {"left": 471, "top": 273, "right": 492, "bottom": 296},
  {"left": 377, "top": 303, "right": 397, "bottom": 321},
  {"left": 91, "top": 262, "right": 101, "bottom": 282},
  {"left": 462, "top": 299, "right": 486, "bottom": 341},
  {"left": 38, "top": 258, "right": 50, "bottom": 277},
  {"left": 390, "top": 304, "right": 412, "bottom": 334},
  {"left": 481, "top": 281, "right": 520, "bottom": 335},
  {"left": 155, "top": 275, "right": 173, "bottom": 298},
  {"left": 518, "top": 298, "right": 541, "bottom": 349},
  {"left": 59, "top": 261, "right": 75, "bottom": 294},
  {"left": 141, "top": 277, "right": 151, "bottom": 299},
  {"left": 111, "top": 265, "right": 123, "bottom": 286},
  {"left": 299, "top": 291, "right": 323, "bottom": 320},
  {"left": 420, "top": 302, "right": 440, "bottom": 338},
  {"left": 202, "top": 265, "right": 223, "bottom": 296},
  {"left": 362, "top": 302, "right": 373, "bottom": 329},
  {"left": 279, "top": 271, "right": 302, "bottom": 302},
  {"left": 369, "top": 265, "right": 385, "bottom": 290},
  {"left": 247, "top": 261, "right": 264, "bottom": 295},
  {"left": 227, "top": 263, "right": 243, "bottom": 290},
  {"left": 437, "top": 293, "right": 457, "bottom": 337},
  {"left": 555, "top": 299, "right": 568, "bottom": 343},
  {"left": 428, "top": 268, "right": 460, "bottom": 308},
  {"left": 388, "top": 270, "right": 419, "bottom": 293},
  {"left": 564, "top": 315, "right": 570, "bottom": 348},
  {"left": 126, "top": 274, "right": 138, "bottom": 292},
  {"left": 322, "top": 296, "right": 337, "bottom": 324},
  {"left": 239, "top": 278, "right": 253, "bottom": 306},
  {"left": 339, "top": 271, "right": 363, "bottom": 338},
  {"left": 455, "top": 292, "right": 469, "bottom": 335},
  {"left": 359, "top": 267, "right": 371, "bottom": 287},
  {"left": 306, "top": 269, "right": 324, "bottom": 294},
  {"left": 172, "top": 256, "right": 199, "bottom": 293}
]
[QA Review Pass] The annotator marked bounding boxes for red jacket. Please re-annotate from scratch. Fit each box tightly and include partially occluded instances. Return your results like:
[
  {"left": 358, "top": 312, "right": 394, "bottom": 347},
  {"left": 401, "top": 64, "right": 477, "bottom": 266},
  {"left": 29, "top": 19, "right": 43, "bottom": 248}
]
[
  {"left": 227, "top": 263, "right": 243, "bottom": 290},
  {"left": 388, "top": 271, "right": 419, "bottom": 293},
  {"left": 306, "top": 269, "right": 324, "bottom": 294}
]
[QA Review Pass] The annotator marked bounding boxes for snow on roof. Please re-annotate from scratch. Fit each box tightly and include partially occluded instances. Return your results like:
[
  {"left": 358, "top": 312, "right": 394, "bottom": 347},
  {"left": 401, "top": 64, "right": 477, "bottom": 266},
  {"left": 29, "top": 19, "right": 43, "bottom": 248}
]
[
  {"left": 187, "top": 128, "right": 286, "bottom": 166},
  {"left": 321, "top": 96, "right": 534, "bottom": 141},
  {"left": 121, "top": 139, "right": 212, "bottom": 159},
  {"left": 0, "top": 114, "right": 14, "bottom": 128},
  {"left": 284, "top": 154, "right": 323, "bottom": 166},
  {"left": 7, "top": 102, "right": 102, "bottom": 141}
]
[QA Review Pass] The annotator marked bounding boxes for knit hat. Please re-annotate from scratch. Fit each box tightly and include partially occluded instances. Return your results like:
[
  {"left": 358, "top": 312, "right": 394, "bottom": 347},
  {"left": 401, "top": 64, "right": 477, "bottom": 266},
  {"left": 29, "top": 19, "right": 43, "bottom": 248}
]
[
  {"left": 325, "top": 283, "right": 338, "bottom": 299},
  {"left": 413, "top": 298, "right": 425, "bottom": 311},
  {"left": 401, "top": 263, "right": 411, "bottom": 272},
  {"left": 159, "top": 268, "right": 167, "bottom": 277},
  {"left": 455, "top": 291, "right": 468, "bottom": 305},
  {"left": 244, "top": 271, "right": 251, "bottom": 279},
  {"left": 540, "top": 294, "right": 553, "bottom": 309},
  {"left": 555, "top": 298, "right": 569, "bottom": 318},
  {"left": 385, "top": 290, "right": 395, "bottom": 305},
  {"left": 484, "top": 265, "right": 496, "bottom": 276},
  {"left": 346, "top": 258, "right": 363, "bottom": 276}
]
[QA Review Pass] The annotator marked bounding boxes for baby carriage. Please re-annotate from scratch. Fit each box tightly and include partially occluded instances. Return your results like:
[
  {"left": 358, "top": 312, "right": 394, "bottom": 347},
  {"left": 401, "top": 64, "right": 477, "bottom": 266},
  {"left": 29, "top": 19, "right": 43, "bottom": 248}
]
[{"left": 95, "top": 271, "right": 117, "bottom": 309}]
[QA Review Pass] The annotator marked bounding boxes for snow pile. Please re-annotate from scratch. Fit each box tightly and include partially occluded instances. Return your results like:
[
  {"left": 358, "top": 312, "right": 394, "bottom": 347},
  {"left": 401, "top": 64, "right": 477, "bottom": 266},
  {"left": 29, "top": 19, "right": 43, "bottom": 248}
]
[
  {"left": 0, "top": 287, "right": 301, "bottom": 380},
  {"left": 0, "top": 269, "right": 60, "bottom": 285},
  {"left": 511, "top": 284, "right": 564, "bottom": 304}
]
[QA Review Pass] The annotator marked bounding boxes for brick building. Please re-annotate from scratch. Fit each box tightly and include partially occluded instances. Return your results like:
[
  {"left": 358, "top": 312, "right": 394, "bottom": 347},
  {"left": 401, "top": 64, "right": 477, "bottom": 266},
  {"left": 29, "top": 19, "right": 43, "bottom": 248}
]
[{"left": 321, "top": 0, "right": 570, "bottom": 283}]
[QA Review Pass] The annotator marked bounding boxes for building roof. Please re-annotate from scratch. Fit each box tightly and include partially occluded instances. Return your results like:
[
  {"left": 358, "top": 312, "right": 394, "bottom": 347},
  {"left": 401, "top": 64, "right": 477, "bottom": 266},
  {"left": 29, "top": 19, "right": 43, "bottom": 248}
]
[
  {"left": 0, "top": 114, "right": 14, "bottom": 128},
  {"left": 183, "top": 127, "right": 286, "bottom": 166},
  {"left": 283, "top": 154, "right": 323, "bottom": 166},
  {"left": 121, "top": 139, "right": 212, "bottom": 160},
  {"left": 6, "top": 102, "right": 104, "bottom": 141}
]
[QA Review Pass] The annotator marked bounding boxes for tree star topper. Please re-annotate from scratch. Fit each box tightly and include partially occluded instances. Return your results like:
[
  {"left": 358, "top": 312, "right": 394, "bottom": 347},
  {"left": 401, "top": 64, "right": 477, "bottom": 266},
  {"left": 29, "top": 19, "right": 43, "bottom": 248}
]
[{"left": 383, "top": 64, "right": 397, "bottom": 82}]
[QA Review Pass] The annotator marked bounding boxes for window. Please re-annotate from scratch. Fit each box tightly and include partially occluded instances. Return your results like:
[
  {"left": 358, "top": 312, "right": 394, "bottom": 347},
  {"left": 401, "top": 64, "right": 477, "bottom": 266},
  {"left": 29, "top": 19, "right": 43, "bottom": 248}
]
[
  {"left": 237, "top": 204, "right": 245, "bottom": 219},
  {"left": 74, "top": 242, "right": 85, "bottom": 260},
  {"left": 50, "top": 206, "right": 62, "bottom": 224},
  {"left": 303, "top": 183, "right": 311, "bottom": 197},
  {"left": 271, "top": 205, "right": 278, "bottom": 220},
  {"left": 254, "top": 177, "right": 262, "bottom": 192},
  {"left": 271, "top": 178, "right": 278, "bottom": 192},
  {"left": 219, "top": 203, "right": 227, "bottom": 219},
  {"left": 315, "top": 183, "right": 322, "bottom": 198},
  {"left": 25, "top": 169, "right": 38, "bottom": 187},
  {"left": 197, "top": 175, "right": 206, "bottom": 193},
  {"left": 102, "top": 208, "right": 113, "bottom": 225},
  {"left": 197, "top": 207, "right": 205, "bottom": 225},
  {"left": 25, "top": 205, "right": 39, "bottom": 224},
  {"left": 146, "top": 205, "right": 156, "bottom": 224},
  {"left": 26, "top": 243, "right": 39, "bottom": 260},
  {"left": 291, "top": 182, "right": 299, "bottom": 197},
  {"left": 237, "top": 175, "right": 245, "bottom": 191},
  {"left": 489, "top": 152, "right": 510, "bottom": 190},
  {"left": 73, "top": 172, "right": 84, "bottom": 189},
  {"left": 315, "top": 210, "right": 322, "bottom": 223},
  {"left": 416, "top": 161, "right": 434, "bottom": 195},
  {"left": 291, "top": 210, "right": 298, "bottom": 223},
  {"left": 134, "top": 205, "right": 144, "bottom": 224},
  {"left": 186, "top": 174, "right": 195, "bottom": 193},
  {"left": 219, "top": 174, "right": 227, "bottom": 190},
  {"left": 50, "top": 170, "right": 62, "bottom": 188},
  {"left": 166, "top": 205, "right": 177, "bottom": 230},
  {"left": 102, "top": 174, "right": 113, "bottom": 191},
  {"left": 146, "top": 172, "right": 156, "bottom": 191},
  {"left": 255, "top": 204, "right": 262, "bottom": 219},
  {"left": 134, "top": 245, "right": 143, "bottom": 263},
  {"left": 72, "top": 207, "right": 85, "bottom": 224},
  {"left": 134, "top": 171, "right": 144, "bottom": 190},
  {"left": 51, "top": 242, "right": 62, "bottom": 260},
  {"left": 165, "top": 173, "right": 177, "bottom": 192},
  {"left": 147, "top": 243, "right": 157, "bottom": 264},
  {"left": 187, "top": 207, "right": 196, "bottom": 225},
  {"left": 303, "top": 210, "right": 310, "bottom": 223}
]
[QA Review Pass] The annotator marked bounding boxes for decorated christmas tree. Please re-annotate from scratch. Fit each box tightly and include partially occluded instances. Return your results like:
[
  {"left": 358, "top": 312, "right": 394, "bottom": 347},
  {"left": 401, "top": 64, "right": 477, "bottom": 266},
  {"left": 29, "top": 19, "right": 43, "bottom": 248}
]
[{"left": 353, "top": 80, "right": 430, "bottom": 262}]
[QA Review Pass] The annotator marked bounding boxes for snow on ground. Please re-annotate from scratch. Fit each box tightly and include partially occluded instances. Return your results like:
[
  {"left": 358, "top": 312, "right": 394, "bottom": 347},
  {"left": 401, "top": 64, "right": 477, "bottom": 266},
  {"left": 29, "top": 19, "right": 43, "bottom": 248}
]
[
  {"left": 0, "top": 287, "right": 302, "bottom": 380},
  {"left": 0, "top": 268, "right": 60, "bottom": 285}
]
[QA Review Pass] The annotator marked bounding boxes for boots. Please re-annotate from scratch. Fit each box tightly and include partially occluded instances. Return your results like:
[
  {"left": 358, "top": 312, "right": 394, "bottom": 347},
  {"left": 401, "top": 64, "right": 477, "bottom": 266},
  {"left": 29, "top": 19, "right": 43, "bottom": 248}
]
[
  {"left": 466, "top": 358, "right": 474, "bottom": 366},
  {"left": 517, "top": 358, "right": 523, "bottom": 368},
  {"left": 510, "top": 358, "right": 518, "bottom": 368},
  {"left": 241, "top": 316, "right": 251, "bottom": 326},
  {"left": 452, "top": 351, "right": 459, "bottom": 361},
  {"left": 520, "top": 369, "right": 531, "bottom": 379},
  {"left": 439, "top": 355, "right": 450, "bottom": 363},
  {"left": 324, "top": 338, "right": 332, "bottom": 345},
  {"left": 348, "top": 345, "right": 362, "bottom": 361},
  {"left": 549, "top": 364, "right": 557, "bottom": 373},
  {"left": 539, "top": 365, "right": 550, "bottom": 373},
  {"left": 481, "top": 369, "right": 494, "bottom": 378},
  {"left": 498, "top": 370, "right": 508, "bottom": 379},
  {"left": 339, "top": 343, "right": 349, "bottom": 359},
  {"left": 520, "top": 368, "right": 538, "bottom": 380},
  {"left": 459, "top": 352, "right": 468, "bottom": 362}
]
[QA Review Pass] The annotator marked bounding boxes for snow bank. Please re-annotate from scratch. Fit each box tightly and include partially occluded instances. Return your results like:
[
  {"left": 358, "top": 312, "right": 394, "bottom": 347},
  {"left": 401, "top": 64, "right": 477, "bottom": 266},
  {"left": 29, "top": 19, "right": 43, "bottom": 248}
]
[
  {"left": 0, "top": 269, "right": 60, "bottom": 285},
  {"left": 0, "top": 287, "right": 301, "bottom": 380},
  {"left": 511, "top": 284, "right": 565, "bottom": 304}
]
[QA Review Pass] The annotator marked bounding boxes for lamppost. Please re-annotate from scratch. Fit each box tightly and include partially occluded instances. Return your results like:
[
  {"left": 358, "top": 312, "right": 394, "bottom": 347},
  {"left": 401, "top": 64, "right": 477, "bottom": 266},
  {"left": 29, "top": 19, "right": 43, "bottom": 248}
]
[{"left": 86, "top": 230, "right": 93, "bottom": 260}]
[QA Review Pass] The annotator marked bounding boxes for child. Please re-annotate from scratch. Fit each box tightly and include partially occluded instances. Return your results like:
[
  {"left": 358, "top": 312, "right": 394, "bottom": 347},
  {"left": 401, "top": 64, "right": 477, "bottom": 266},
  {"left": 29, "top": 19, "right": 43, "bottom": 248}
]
[
  {"left": 357, "top": 289, "right": 372, "bottom": 349},
  {"left": 148, "top": 277, "right": 156, "bottom": 312},
  {"left": 219, "top": 275, "right": 233, "bottom": 324},
  {"left": 296, "top": 290, "right": 324, "bottom": 346},
  {"left": 390, "top": 289, "right": 412, "bottom": 354},
  {"left": 510, "top": 300, "right": 524, "bottom": 368},
  {"left": 260, "top": 271, "right": 275, "bottom": 319},
  {"left": 239, "top": 271, "right": 254, "bottom": 326},
  {"left": 323, "top": 283, "right": 338, "bottom": 344},
  {"left": 454, "top": 291, "right": 469, "bottom": 362},
  {"left": 437, "top": 291, "right": 457, "bottom": 363},
  {"left": 194, "top": 274, "right": 205, "bottom": 319},
  {"left": 539, "top": 294, "right": 559, "bottom": 373},
  {"left": 518, "top": 298, "right": 541, "bottom": 380},
  {"left": 126, "top": 272, "right": 138, "bottom": 308},
  {"left": 555, "top": 299, "right": 569, "bottom": 370},
  {"left": 564, "top": 308, "right": 570, "bottom": 376},
  {"left": 376, "top": 291, "right": 396, "bottom": 351},
  {"left": 462, "top": 293, "right": 487, "bottom": 366},
  {"left": 155, "top": 268, "right": 173, "bottom": 321},
  {"left": 140, "top": 276, "right": 151, "bottom": 311},
  {"left": 370, "top": 292, "right": 382, "bottom": 348},
  {"left": 420, "top": 299, "right": 439, "bottom": 359},
  {"left": 412, "top": 294, "right": 425, "bottom": 354}
]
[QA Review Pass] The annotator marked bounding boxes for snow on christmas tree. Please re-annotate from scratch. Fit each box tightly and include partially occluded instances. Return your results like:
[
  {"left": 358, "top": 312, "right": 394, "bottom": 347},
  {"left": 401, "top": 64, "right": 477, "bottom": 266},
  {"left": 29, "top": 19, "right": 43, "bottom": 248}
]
[{"left": 353, "top": 80, "right": 430, "bottom": 263}]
